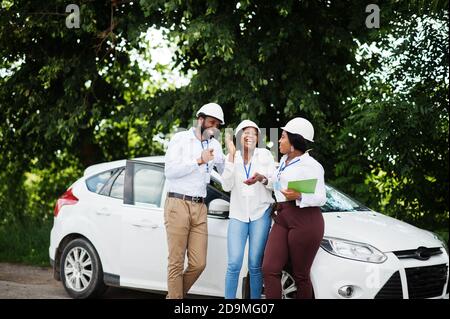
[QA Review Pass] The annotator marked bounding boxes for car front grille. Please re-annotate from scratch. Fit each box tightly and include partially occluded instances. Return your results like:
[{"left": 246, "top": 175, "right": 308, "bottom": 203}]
[
  {"left": 375, "top": 271, "right": 403, "bottom": 299},
  {"left": 393, "top": 247, "right": 443, "bottom": 260},
  {"left": 405, "top": 264, "right": 448, "bottom": 299},
  {"left": 375, "top": 264, "right": 448, "bottom": 299}
]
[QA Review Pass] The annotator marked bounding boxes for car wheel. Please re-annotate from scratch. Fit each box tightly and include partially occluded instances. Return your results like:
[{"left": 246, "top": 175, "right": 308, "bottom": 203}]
[
  {"left": 281, "top": 270, "right": 297, "bottom": 299},
  {"left": 244, "top": 270, "right": 310, "bottom": 299},
  {"left": 60, "top": 238, "right": 107, "bottom": 299},
  {"left": 281, "top": 270, "right": 316, "bottom": 299},
  {"left": 244, "top": 270, "right": 298, "bottom": 299}
]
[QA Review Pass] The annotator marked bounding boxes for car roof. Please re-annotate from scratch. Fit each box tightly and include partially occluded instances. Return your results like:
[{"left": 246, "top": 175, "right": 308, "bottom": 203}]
[{"left": 83, "top": 156, "right": 165, "bottom": 177}]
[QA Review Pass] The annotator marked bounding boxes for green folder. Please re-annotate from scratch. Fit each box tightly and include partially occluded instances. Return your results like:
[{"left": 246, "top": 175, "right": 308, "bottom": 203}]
[{"left": 287, "top": 179, "right": 317, "bottom": 194}]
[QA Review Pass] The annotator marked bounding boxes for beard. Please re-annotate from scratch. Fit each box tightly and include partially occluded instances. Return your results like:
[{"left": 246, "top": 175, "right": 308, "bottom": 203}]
[
  {"left": 200, "top": 123, "right": 207, "bottom": 137},
  {"left": 200, "top": 124, "right": 219, "bottom": 141}
]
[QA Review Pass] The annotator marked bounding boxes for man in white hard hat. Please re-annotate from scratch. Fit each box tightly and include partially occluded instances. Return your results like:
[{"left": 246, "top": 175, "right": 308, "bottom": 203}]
[{"left": 163, "top": 102, "right": 226, "bottom": 299}]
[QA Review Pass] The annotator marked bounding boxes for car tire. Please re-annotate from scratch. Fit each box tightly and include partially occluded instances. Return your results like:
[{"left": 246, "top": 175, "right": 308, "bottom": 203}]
[
  {"left": 60, "top": 238, "right": 107, "bottom": 299},
  {"left": 281, "top": 269, "right": 316, "bottom": 299},
  {"left": 242, "top": 274, "right": 251, "bottom": 299},
  {"left": 242, "top": 270, "right": 302, "bottom": 299},
  {"left": 281, "top": 270, "right": 297, "bottom": 299}
]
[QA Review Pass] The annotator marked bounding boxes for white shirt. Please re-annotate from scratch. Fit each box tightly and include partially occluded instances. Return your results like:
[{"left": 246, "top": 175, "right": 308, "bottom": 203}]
[
  {"left": 164, "top": 128, "right": 225, "bottom": 197},
  {"left": 268, "top": 152, "right": 326, "bottom": 208},
  {"left": 221, "top": 148, "right": 276, "bottom": 222}
]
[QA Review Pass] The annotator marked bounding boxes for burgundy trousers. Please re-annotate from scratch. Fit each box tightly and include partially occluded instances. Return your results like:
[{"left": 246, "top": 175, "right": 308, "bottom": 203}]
[{"left": 262, "top": 201, "right": 324, "bottom": 299}]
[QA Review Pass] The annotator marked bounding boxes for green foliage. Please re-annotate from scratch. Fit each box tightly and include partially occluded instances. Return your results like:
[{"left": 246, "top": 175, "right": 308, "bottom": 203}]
[
  {"left": 25, "top": 152, "right": 83, "bottom": 222},
  {"left": 137, "top": 0, "right": 433, "bottom": 176},
  {"left": 334, "top": 13, "right": 449, "bottom": 230},
  {"left": 0, "top": 161, "right": 27, "bottom": 224},
  {"left": 0, "top": 1, "right": 164, "bottom": 226},
  {"left": 0, "top": 0, "right": 152, "bottom": 169},
  {"left": 0, "top": 218, "right": 53, "bottom": 266}
]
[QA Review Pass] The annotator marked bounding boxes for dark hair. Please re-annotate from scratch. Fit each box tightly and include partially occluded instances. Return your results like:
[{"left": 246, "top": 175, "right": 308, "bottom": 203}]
[
  {"left": 286, "top": 132, "right": 308, "bottom": 153},
  {"left": 198, "top": 113, "right": 222, "bottom": 126}
]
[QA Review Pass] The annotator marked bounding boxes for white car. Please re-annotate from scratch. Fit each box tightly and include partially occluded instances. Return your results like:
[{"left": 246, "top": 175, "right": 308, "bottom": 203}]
[{"left": 49, "top": 156, "right": 449, "bottom": 299}]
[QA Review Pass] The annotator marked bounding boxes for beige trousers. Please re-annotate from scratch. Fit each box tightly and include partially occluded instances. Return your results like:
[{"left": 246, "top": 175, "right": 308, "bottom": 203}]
[{"left": 164, "top": 196, "right": 208, "bottom": 299}]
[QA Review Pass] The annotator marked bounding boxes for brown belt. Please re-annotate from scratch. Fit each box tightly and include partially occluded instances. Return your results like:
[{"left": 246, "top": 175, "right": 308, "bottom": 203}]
[{"left": 168, "top": 192, "right": 205, "bottom": 203}]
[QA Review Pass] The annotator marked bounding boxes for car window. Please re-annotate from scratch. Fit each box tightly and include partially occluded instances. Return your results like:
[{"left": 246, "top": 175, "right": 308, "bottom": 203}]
[
  {"left": 133, "top": 164, "right": 165, "bottom": 208},
  {"left": 110, "top": 169, "right": 125, "bottom": 199},
  {"left": 321, "top": 185, "right": 370, "bottom": 212},
  {"left": 86, "top": 169, "right": 118, "bottom": 193}
]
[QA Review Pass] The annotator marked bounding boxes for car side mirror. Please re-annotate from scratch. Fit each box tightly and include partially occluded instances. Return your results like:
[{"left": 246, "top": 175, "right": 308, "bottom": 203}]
[{"left": 208, "top": 199, "right": 229, "bottom": 219}]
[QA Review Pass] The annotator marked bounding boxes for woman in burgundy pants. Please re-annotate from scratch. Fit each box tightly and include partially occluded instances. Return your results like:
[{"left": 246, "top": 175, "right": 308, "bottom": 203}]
[{"left": 251, "top": 117, "right": 327, "bottom": 299}]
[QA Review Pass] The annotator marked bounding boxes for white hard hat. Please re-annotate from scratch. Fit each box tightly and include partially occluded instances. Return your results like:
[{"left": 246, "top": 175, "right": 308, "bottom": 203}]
[
  {"left": 234, "top": 119, "right": 261, "bottom": 136},
  {"left": 196, "top": 103, "right": 225, "bottom": 124},
  {"left": 281, "top": 117, "right": 314, "bottom": 142}
]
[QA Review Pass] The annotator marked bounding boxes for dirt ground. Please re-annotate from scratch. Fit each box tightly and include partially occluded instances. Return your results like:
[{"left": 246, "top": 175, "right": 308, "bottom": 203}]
[{"left": 0, "top": 262, "right": 164, "bottom": 299}]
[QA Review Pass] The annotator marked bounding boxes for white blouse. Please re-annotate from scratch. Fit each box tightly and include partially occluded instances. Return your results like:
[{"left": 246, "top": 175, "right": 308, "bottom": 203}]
[
  {"left": 267, "top": 152, "right": 327, "bottom": 208},
  {"left": 221, "top": 148, "right": 276, "bottom": 222}
]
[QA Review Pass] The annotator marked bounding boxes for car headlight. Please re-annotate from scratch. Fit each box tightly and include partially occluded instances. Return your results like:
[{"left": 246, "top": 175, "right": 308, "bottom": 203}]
[{"left": 321, "top": 237, "right": 387, "bottom": 263}]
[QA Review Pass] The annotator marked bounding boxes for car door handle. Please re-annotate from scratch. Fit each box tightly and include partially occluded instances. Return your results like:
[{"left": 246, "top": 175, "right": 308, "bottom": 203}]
[
  {"left": 131, "top": 223, "right": 159, "bottom": 229},
  {"left": 95, "top": 208, "right": 111, "bottom": 216}
]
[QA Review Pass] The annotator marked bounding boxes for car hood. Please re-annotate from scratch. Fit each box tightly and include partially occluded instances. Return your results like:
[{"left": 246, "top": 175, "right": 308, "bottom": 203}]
[{"left": 323, "top": 211, "right": 442, "bottom": 252}]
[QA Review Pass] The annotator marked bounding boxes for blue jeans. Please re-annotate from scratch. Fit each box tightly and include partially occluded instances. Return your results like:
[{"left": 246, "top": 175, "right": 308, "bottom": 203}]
[{"left": 225, "top": 207, "right": 272, "bottom": 299}]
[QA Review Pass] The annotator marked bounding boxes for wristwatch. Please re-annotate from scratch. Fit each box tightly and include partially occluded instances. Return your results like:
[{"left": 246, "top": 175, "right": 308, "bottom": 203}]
[{"left": 261, "top": 177, "right": 268, "bottom": 185}]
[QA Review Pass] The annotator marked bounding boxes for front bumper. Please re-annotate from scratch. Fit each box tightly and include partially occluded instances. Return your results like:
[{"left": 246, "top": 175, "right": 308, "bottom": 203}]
[{"left": 311, "top": 248, "right": 449, "bottom": 299}]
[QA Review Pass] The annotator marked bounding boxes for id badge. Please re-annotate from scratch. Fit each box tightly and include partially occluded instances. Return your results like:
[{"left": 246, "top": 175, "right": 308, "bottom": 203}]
[
  {"left": 242, "top": 184, "right": 256, "bottom": 197},
  {"left": 273, "top": 181, "right": 282, "bottom": 191}
]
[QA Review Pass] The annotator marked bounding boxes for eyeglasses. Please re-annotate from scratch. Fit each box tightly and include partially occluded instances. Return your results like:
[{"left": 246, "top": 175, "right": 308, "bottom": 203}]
[{"left": 242, "top": 131, "right": 258, "bottom": 137}]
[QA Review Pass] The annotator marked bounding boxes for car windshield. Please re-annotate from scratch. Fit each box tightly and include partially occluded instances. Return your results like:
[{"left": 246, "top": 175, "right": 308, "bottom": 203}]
[{"left": 321, "top": 185, "right": 370, "bottom": 213}]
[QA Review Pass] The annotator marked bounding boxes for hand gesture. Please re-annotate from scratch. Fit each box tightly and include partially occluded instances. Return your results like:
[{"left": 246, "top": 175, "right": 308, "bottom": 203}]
[
  {"left": 225, "top": 131, "right": 236, "bottom": 157},
  {"left": 281, "top": 189, "right": 301, "bottom": 201},
  {"left": 201, "top": 148, "right": 215, "bottom": 163},
  {"left": 253, "top": 172, "right": 266, "bottom": 183},
  {"left": 243, "top": 177, "right": 257, "bottom": 185},
  {"left": 244, "top": 172, "right": 265, "bottom": 185}
]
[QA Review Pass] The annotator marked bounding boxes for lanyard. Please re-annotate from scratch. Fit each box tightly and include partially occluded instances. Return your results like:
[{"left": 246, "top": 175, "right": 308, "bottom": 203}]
[
  {"left": 200, "top": 139, "right": 209, "bottom": 172},
  {"left": 192, "top": 128, "right": 210, "bottom": 172},
  {"left": 277, "top": 158, "right": 300, "bottom": 180},
  {"left": 243, "top": 161, "right": 252, "bottom": 180}
]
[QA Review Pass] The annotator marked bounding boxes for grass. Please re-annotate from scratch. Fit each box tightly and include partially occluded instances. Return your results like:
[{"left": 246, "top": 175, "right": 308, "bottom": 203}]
[{"left": 0, "top": 218, "right": 53, "bottom": 266}]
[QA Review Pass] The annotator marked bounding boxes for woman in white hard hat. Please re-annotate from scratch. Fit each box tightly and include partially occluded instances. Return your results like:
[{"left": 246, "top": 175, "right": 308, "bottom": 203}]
[
  {"left": 250, "top": 117, "right": 326, "bottom": 299},
  {"left": 221, "top": 120, "right": 276, "bottom": 299}
]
